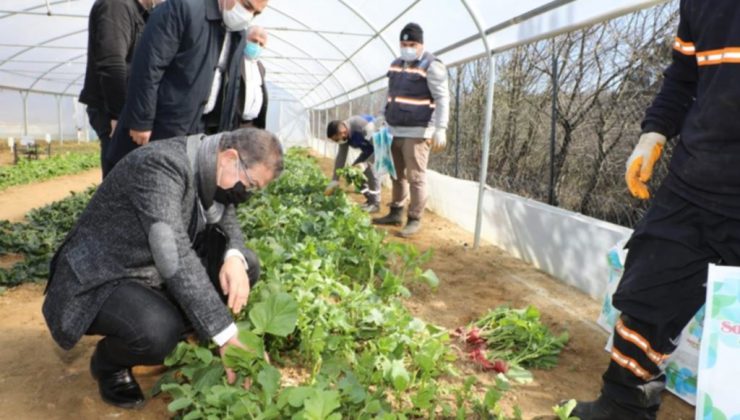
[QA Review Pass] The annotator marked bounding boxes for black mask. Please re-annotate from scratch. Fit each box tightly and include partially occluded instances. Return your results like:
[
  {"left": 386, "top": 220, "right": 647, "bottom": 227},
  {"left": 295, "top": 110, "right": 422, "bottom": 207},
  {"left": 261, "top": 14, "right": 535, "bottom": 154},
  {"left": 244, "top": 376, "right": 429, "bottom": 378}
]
[{"left": 214, "top": 181, "right": 254, "bottom": 205}]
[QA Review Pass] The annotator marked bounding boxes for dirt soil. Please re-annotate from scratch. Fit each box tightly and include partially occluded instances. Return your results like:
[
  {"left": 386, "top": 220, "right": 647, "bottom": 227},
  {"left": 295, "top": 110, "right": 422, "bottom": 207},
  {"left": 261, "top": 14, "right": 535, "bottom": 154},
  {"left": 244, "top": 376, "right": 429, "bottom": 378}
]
[{"left": 0, "top": 155, "right": 694, "bottom": 419}]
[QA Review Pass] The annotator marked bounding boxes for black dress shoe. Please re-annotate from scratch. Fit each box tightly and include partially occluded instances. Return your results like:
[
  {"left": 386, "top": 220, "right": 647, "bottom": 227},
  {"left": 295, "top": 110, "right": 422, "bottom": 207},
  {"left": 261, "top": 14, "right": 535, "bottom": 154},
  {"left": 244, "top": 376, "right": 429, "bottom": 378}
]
[
  {"left": 566, "top": 396, "right": 657, "bottom": 420},
  {"left": 90, "top": 353, "right": 146, "bottom": 409}
]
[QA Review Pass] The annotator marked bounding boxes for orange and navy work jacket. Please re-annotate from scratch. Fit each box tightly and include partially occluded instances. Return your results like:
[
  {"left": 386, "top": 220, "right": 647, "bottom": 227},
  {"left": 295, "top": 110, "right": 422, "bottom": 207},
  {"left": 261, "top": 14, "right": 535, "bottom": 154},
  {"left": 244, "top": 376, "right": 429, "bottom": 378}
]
[
  {"left": 642, "top": 0, "right": 740, "bottom": 216},
  {"left": 385, "top": 51, "right": 438, "bottom": 127}
]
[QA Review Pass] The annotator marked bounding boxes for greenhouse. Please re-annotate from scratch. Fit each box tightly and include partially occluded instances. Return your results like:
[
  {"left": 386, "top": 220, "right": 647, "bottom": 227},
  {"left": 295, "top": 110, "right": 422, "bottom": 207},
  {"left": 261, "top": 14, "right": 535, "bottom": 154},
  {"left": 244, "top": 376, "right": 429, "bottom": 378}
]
[{"left": 0, "top": 0, "right": 736, "bottom": 418}]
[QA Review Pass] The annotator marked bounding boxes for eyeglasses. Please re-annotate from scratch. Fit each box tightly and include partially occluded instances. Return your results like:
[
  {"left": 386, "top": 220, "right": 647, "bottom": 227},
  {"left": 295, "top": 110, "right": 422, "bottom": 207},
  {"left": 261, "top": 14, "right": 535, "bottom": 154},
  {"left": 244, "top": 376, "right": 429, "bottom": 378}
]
[{"left": 236, "top": 155, "right": 259, "bottom": 190}]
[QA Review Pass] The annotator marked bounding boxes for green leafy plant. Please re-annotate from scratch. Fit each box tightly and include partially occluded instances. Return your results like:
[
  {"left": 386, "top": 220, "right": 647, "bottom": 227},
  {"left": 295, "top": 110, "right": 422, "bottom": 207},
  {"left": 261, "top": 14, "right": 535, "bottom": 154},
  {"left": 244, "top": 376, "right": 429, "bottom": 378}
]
[
  {"left": 553, "top": 399, "right": 579, "bottom": 420},
  {"left": 336, "top": 166, "right": 366, "bottom": 191},
  {"left": 0, "top": 187, "right": 95, "bottom": 286},
  {"left": 459, "top": 305, "right": 569, "bottom": 379},
  {"left": 155, "top": 149, "right": 521, "bottom": 419},
  {"left": 0, "top": 152, "right": 99, "bottom": 191}
]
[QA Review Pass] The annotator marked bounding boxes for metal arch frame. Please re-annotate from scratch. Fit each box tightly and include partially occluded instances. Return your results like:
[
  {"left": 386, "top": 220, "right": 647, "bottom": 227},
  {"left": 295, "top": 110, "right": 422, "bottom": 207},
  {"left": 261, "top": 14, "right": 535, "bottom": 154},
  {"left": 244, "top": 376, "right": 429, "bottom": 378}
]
[
  {"left": 336, "top": 0, "right": 397, "bottom": 60},
  {"left": 62, "top": 73, "right": 85, "bottom": 95},
  {"left": 264, "top": 31, "right": 347, "bottom": 107},
  {"left": 0, "top": 0, "right": 82, "bottom": 21},
  {"left": 262, "top": 58, "right": 334, "bottom": 107},
  {"left": 301, "top": 0, "right": 422, "bottom": 107},
  {"left": 0, "top": 28, "right": 87, "bottom": 68},
  {"left": 28, "top": 52, "right": 87, "bottom": 91},
  {"left": 459, "top": 0, "right": 496, "bottom": 250},
  {"left": 265, "top": 4, "right": 363, "bottom": 108}
]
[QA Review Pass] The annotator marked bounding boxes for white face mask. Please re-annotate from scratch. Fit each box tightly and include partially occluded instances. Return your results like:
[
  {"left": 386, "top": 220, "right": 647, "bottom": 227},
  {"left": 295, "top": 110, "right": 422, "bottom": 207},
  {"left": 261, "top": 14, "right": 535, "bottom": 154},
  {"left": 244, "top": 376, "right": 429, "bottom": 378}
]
[
  {"left": 222, "top": 1, "right": 254, "bottom": 32},
  {"left": 400, "top": 47, "right": 419, "bottom": 62}
]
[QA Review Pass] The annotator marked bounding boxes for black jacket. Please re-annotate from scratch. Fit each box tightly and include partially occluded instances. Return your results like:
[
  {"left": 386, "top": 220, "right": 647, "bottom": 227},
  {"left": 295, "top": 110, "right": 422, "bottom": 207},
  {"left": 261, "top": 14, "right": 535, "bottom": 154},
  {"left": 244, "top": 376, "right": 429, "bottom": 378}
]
[
  {"left": 105, "top": 0, "right": 245, "bottom": 173},
  {"left": 643, "top": 0, "right": 740, "bottom": 217},
  {"left": 79, "top": 0, "right": 147, "bottom": 118},
  {"left": 237, "top": 60, "right": 268, "bottom": 129}
]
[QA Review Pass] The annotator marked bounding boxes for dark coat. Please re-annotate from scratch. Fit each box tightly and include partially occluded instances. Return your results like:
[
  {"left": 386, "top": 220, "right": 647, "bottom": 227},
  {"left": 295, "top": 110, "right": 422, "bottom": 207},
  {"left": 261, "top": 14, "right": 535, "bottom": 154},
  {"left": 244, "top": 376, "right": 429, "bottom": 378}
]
[
  {"left": 43, "top": 137, "right": 248, "bottom": 350},
  {"left": 105, "top": 0, "right": 245, "bottom": 172},
  {"left": 237, "top": 60, "right": 268, "bottom": 129},
  {"left": 79, "top": 0, "right": 147, "bottom": 119}
]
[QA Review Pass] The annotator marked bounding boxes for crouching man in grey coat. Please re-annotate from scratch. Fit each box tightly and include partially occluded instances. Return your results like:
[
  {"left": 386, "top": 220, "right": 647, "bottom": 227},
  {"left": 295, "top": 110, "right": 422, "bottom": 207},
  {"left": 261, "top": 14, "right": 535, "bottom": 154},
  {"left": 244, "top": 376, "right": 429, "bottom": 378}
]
[{"left": 42, "top": 128, "right": 283, "bottom": 409}]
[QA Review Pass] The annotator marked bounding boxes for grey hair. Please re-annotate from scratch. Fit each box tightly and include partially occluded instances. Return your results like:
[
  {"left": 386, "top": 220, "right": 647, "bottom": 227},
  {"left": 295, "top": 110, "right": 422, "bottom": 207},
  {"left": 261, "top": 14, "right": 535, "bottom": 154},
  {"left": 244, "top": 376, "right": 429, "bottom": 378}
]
[{"left": 219, "top": 128, "right": 284, "bottom": 178}]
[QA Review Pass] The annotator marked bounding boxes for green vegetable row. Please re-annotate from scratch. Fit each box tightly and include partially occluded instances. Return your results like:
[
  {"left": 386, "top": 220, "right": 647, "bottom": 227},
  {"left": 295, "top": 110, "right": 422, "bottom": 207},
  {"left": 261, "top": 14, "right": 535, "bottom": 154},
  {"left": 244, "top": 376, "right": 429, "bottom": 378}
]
[
  {"left": 156, "top": 149, "right": 521, "bottom": 419},
  {"left": 0, "top": 187, "right": 95, "bottom": 287},
  {"left": 0, "top": 152, "right": 99, "bottom": 191}
]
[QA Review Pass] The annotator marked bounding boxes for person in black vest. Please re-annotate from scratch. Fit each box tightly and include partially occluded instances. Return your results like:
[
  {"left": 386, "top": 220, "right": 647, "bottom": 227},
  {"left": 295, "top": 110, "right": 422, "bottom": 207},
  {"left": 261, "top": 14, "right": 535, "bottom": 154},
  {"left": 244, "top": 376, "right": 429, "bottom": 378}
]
[
  {"left": 104, "top": 0, "right": 269, "bottom": 176},
  {"left": 567, "top": 1, "right": 740, "bottom": 418},
  {"left": 237, "top": 25, "right": 269, "bottom": 129},
  {"left": 372, "top": 23, "right": 450, "bottom": 237},
  {"left": 79, "top": 0, "right": 163, "bottom": 175}
]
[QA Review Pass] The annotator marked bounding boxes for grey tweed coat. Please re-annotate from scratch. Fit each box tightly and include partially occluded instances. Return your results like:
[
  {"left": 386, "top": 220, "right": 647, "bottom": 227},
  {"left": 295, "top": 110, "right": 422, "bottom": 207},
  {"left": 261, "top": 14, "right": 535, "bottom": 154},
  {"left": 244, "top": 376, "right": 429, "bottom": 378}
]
[{"left": 43, "top": 136, "right": 247, "bottom": 350}]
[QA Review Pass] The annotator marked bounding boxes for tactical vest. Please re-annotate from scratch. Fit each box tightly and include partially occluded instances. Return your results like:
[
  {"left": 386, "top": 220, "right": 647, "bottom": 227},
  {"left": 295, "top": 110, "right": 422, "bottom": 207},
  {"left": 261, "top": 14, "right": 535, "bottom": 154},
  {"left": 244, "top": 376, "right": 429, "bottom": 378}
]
[{"left": 385, "top": 51, "right": 438, "bottom": 127}]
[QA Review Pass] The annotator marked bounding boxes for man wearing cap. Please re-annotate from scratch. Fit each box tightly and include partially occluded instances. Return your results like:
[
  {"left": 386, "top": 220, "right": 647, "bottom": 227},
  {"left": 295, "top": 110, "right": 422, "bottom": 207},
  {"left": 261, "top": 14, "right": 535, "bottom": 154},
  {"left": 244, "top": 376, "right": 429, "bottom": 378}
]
[{"left": 373, "top": 22, "right": 450, "bottom": 237}]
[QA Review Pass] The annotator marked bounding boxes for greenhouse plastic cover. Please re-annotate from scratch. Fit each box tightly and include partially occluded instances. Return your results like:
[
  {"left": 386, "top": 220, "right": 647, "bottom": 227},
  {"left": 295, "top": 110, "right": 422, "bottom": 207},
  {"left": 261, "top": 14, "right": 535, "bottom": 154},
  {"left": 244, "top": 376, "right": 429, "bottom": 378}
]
[{"left": 1, "top": 0, "right": 665, "bottom": 111}]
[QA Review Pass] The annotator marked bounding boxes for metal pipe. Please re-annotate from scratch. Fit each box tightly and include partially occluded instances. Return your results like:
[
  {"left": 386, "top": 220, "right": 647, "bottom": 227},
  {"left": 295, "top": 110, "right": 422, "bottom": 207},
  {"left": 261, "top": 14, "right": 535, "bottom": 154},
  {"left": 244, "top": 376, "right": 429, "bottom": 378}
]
[
  {"left": 460, "top": 0, "right": 497, "bottom": 249},
  {"left": 454, "top": 66, "right": 462, "bottom": 178},
  {"left": 549, "top": 39, "right": 559, "bottom": 205},
  {"left": 21, "top": 91, "right": 29, "bottom": 136},
  {"left": 324, "top": 109, "right": 329, "bottom": 157},
  {"left": 56, "top": 95, "right": 63, "bottom": 143}
]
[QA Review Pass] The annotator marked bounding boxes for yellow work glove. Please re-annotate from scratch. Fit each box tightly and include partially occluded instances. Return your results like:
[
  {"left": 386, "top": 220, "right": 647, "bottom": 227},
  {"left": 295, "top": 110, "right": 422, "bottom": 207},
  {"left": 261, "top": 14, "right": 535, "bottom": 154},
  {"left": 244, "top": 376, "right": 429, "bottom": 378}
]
[{"left": 625, "top": 132, "right": 666, "bottom": 200}]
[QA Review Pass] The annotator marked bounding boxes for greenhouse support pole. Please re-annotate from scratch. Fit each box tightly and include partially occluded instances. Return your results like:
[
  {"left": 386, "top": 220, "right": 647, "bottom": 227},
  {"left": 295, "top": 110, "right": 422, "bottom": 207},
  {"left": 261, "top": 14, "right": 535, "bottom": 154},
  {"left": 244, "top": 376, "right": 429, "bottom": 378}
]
[
  {"left": 56, "top": 95, "right": 64, "bottom": 143},
  {"left": 324, "top": 109, "right": 329, "bottom": 157},
  {"left": 461, "top": 0, "right": 496, "bottom": 250},
  {"left": 454, "top": 65, "right": 462, "bottom": 178},
  {"left": 311, "top": 109, "right": 316, "bottom": 141},
  {"left": 549, "top": 40, "right": 558, "bottom": 206},
  {"left": 21, "top": 91, "right": 29, "bottom": 136},
  {"left": 348, "top": 101, "right": 353, "bottom": 119},
  {"left": 334, "top": 106, "right": 340, "bottom": 156}
]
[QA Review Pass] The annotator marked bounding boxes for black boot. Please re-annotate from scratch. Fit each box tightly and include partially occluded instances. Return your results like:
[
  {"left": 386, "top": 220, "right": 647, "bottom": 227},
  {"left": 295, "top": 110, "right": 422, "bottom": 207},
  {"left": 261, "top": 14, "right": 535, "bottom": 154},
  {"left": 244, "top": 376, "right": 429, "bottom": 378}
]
[
  {"left": 372, "top": 206, "right": 404, "bottom": 226},
  {"left": 399, "top": 218, "right": 421, "bottom": 237},
  {"left": 90, "top": 349, "right": 146, "bottom": 409},
  {"left": 568, "top": 395, "right": 657, "bottom": 420}
]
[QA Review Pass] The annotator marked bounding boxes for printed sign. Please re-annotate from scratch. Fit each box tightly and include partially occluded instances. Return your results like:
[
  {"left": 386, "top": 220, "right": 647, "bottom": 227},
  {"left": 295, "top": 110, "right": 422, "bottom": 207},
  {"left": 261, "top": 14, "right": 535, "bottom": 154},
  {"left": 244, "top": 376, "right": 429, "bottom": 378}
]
[{"left": 696, "top": 265, "right": 740, "bottom": 419}]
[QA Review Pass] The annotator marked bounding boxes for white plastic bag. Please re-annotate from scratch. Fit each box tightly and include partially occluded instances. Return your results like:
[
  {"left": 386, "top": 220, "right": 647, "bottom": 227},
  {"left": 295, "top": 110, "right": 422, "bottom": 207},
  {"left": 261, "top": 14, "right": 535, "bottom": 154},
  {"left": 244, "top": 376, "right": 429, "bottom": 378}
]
[
  {"left": 696, "top": 264, "right": 740, "bottom": 419},
  {"left": 372, "top": 127, "right": 396, "bottom": 180}
]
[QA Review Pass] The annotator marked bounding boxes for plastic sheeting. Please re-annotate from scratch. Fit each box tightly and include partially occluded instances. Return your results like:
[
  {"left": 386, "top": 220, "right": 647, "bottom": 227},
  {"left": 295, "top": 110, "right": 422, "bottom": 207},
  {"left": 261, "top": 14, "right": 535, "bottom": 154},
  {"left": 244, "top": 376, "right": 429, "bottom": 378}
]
[{"left": 0, "top": 0, "right": 666, "bottom": 110}]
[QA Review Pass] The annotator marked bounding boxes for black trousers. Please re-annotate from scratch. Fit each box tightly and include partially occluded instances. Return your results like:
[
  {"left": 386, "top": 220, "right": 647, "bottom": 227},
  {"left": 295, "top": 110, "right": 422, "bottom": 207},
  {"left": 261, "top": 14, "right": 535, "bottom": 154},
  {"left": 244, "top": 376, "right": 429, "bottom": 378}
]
[
  {"left": 86, "top": 107, "right": 113, "bottom": 176},
  {"left": 86, "top": 249, "right": 260, "bottom": 373},
  {"left": 602, "top": 184, "right": 740, "bottom": 414}
]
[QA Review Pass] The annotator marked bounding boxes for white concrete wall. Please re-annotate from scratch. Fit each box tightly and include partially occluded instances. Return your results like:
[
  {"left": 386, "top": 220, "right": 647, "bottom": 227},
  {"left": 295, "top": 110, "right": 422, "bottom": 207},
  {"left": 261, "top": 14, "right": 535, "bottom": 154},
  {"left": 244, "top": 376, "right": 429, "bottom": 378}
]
[{"left": 307, "top": 137, "right": 633, "bottom": 300}]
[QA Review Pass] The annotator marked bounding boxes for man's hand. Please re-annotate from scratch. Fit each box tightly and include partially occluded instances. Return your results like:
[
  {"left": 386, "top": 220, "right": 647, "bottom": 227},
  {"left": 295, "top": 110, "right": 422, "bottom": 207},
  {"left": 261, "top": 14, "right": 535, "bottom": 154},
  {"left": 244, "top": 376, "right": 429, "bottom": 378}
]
[
  {"left": 219, "top": 256, "right": 251, "bottom": 314},
  {"left": 625, "top": 132, "right": 667, "bottom": 200},
  {"left": 219, "top": 334, "right": 251, "bottom": 387},
  {"left": 324, "top": 180, "right": 340, "bottom": 196},
  {"left": 353, "top": 162, "right": 367, "bottom": 171},
  {"left": 110, "top": 119, "right": 118, "bottom": 134},
  {"left": 130, "top": 129, "right": 152, "bottom": 146},
  {"left": 431, "top": 129, "right": 447, "bottom": 153}
]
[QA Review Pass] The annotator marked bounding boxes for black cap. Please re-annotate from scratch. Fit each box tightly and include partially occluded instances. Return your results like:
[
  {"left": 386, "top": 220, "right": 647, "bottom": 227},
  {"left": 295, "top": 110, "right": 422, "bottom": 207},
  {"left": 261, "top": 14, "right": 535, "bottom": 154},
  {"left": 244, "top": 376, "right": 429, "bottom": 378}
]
[{"left": 400, "top": 22, "right": 423, "bottom": 44}]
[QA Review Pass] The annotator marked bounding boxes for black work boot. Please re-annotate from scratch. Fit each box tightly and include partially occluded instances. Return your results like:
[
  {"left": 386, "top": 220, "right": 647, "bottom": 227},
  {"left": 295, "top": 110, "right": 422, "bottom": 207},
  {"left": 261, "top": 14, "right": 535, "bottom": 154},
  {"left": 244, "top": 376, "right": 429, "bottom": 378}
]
[
  {"left": 399, "top": 218, "right": 421, "bottom": 238},
  {"left": 568, "top": 395, "right": 657, "bottom": 420},
  {"left": 90, "top": 348, "right": 146, "bottom": 409},
  {"left": 372, "top": 206, "right": 404, "bottom": 226}
]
